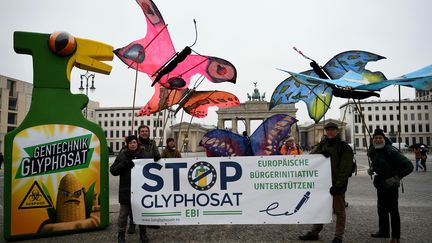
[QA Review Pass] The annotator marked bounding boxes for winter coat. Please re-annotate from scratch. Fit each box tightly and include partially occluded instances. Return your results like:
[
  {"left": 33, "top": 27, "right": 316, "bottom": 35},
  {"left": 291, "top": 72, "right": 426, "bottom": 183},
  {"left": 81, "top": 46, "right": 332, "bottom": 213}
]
[
  {"left": 280, "top": 144, "right": 303, "bottom": 155},
  {"left": 368, "top": 138, "right": 413, "bottom": 189},
  {"left": 110, "top": 148, "right": 145, "bottom": 204},
  {"left": 161, "top": 148, "right": 181, "bottom": 158},
  {"left": 414, "top": 148, "right": 422, "bottom": 159},
  {"left": 311, "top": 136, "right": 353, "bottom": 188},
  {"left": 139, "top": 137, "right": 161, "bottom": 161}
]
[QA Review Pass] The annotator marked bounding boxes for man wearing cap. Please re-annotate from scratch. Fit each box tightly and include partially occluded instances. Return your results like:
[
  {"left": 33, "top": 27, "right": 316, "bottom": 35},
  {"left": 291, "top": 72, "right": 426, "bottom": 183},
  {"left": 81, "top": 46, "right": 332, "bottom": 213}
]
[
  {"left": 367, "top": 128, "right": 413, "bottom": 243},
  {"left": 299, "top": 122, "right": 353, "bottom": 243}
]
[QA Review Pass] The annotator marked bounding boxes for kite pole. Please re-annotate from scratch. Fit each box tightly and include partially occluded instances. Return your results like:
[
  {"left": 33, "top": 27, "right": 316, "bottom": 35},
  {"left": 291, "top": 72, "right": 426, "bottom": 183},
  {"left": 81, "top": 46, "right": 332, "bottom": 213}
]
[
  {"left": 352, "top": 98, "right": 373, "bottom": 179},
  {"left": 398, "top": 85, "right": 402, "bottom": 150},
  {"left": 131, "top": 62, "right": 139, "bottom": 135}
]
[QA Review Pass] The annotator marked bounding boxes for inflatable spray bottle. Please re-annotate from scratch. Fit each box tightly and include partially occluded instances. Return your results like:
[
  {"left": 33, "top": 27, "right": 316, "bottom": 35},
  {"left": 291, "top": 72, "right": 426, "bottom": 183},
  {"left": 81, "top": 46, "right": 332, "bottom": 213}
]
[{"left": 3, "top": 31, "right": 113, "bottom": 240}]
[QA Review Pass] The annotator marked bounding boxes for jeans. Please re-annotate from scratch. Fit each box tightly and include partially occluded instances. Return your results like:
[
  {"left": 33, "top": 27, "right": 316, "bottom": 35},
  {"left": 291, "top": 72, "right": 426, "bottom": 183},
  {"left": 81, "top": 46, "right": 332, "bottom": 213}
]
[
  {"left": 415, "top": 158, "right": 423, "bottom": 171},
  {"left": 311, "top": 194, "right": 346, "bottom": 240},
  {"left": 118, "top": 203, "right": 146, "bottom": 236}
]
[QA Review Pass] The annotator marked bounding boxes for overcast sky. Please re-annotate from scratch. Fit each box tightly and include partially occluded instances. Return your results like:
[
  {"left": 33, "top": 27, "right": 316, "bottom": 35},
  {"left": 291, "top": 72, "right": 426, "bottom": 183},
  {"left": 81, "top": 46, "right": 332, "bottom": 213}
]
[{"left": 1, "top": 0, "right": 431, "bottom": 130}]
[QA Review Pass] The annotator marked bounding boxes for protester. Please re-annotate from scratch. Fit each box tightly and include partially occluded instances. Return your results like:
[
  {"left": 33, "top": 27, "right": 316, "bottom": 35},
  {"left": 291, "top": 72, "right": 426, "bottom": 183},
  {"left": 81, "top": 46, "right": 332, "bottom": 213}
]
[
  {"left": 414, "top": 147, "right": 424, "bottom": 171},
  {"left": 137, "top": 125, "right": 161, "bottom": 232},
  {"left": 419, "top": 145, "right": 428, "bottom": 172},
  {"left": 137, "top": 125, "right": 161, "bottom": 162},
  {"left": 299, "top": 122, "right": 353, "bottom": 243},
  {"left": 161, "top": 138, "right": 181, "bottom": 158},
  {"left": 367, "top": 128, "right": 413, "bottom": 243},
  {"left": 110, "top": 135, "right": 149, "bottom": 243},
  {"left": 280, "top": 136, "right": 303, "bottom": 155}
]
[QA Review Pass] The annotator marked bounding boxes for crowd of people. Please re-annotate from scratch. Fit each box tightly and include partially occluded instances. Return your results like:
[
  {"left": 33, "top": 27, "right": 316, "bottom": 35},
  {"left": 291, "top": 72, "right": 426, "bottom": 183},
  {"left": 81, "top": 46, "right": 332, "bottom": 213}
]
[{"left": 107, "top": 123, "right": 425, "bottom": 243}]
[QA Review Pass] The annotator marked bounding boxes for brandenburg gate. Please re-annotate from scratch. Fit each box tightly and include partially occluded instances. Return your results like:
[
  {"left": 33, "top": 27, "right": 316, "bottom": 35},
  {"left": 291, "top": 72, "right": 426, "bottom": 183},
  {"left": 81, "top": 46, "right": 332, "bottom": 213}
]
[{"left": 216, "top": 83, "right": 298, "bottom": 136}]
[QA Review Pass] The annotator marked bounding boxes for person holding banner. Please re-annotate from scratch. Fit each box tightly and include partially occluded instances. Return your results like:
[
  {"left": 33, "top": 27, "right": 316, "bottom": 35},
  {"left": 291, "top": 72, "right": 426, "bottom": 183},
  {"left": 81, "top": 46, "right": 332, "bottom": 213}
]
[
  {"left": 161, "top": 138, "right": 182, "bottom": 158},
  {"left": 110, "top": 135, "right": 149, "bottom": 243},
  {"left": 138, "top": 125, "right": 161, "bottom": 162},
  {"left": 280, "top": 136, "right": 303, "bottom": 155},
  {"left": 137, "top": 125, "right": 161, "bottom": 232},
  {"left": 299, "top": 122, "right": 353, "bottom": 243},
  {"left": 367, "top": 128, "right": 413, "bottom": 243}
]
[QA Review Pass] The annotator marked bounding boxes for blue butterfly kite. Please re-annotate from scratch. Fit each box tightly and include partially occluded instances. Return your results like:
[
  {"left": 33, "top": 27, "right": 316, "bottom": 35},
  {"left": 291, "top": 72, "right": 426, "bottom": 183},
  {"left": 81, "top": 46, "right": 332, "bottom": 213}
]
[
  {"left": 199, "top": 114, "right": 297, "bottom": 157},
  {"left": 270, "top": 50, "right": 386, "bottom": 123}
]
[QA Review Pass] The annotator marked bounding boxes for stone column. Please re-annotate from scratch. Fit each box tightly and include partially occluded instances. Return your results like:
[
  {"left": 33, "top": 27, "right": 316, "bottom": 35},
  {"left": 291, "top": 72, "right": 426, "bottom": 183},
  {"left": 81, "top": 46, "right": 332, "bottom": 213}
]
[
  {"left": 217, "top": 118, "right": 224, "bottom": 129},
  {"left": 245, "top": 118, "right": 251, "bottom": 135},
  {"left": 232, "top": 118, "right": 238, "bottom": 133}
]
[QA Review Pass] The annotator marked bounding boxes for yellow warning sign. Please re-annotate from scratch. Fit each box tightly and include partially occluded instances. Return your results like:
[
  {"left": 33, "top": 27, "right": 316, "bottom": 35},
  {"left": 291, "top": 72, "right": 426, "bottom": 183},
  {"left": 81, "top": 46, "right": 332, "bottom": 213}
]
[{"left": 19, "top": 181, "right": 53, "bottom": 209}]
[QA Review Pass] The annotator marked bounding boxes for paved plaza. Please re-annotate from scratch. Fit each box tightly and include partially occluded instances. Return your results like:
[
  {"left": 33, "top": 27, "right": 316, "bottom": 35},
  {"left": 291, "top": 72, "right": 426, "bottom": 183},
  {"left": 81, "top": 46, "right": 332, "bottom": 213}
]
[{"left": 1, "top": 151, "right": 431, "bottom": 243}]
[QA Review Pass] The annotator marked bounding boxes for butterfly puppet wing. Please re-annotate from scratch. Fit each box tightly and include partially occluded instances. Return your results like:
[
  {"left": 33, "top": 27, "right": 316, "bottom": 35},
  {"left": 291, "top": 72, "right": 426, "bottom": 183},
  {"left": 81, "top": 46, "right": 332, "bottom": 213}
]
[
  {"left": 114, "top": 0, "right": 237, "bottom": 90},
  {"left": 199, "top": 130, "right": 252, "bottom": 157},
  {"left": 180, "top": 90, "right": 241, "bottom": 118},
  {"left": 270, "top": 50, "right": 387, "bottom": 123},
  {"left": 323, "top": 50, "right": 387, "bottom": 81},
  {"left": 138, "top": 85, "right": 240, "bottom": 118},
  {"left": 354, "top": 64, "right": 432, "bottom": 91},
  {"left": 306, "top": 50, "right": 387, "bottom": 89},
  {"left": 137, "top": 84, "right": 187, "bottom": 116},
  {"left": 249, "top": 114, "right": 298, "bottom": 155},
  {"left": 270, "top": 70, "right": 332, "bottom": 123}
]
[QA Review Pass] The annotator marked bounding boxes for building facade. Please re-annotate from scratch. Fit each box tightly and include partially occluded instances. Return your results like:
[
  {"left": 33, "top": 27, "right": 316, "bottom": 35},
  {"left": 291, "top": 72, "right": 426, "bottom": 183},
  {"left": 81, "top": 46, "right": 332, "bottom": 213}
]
[
  {"left": 298, "top": 119, "right": 347, "bottom": 150},
  {"left": 0, "top": 75, "right": 32, "bottom": 153},
  {"left": 95, "top": 107, "right": 175, "bottom": 153},
  {"left": 171, "top": 122, "right": 215, "bottom": 153},
  {"left": 340, "top": 95, "right": 432, "bottom": 150},
  {"left": 415, "top": 89, "right": 431, "bottom": 101}
]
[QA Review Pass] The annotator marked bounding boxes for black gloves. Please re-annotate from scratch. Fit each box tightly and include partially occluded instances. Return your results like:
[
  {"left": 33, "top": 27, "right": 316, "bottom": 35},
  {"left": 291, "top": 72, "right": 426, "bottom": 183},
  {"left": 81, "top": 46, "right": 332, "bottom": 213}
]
[
  {"left": 329, "top": 186, "right": 346, "bottom": 196},
  {"left": 154, "top": 155, "right": 161, "bottom": 162},
  {"left": 128, "top": 161, "right": 135, "bottom": 169},
  {"left": 321, "top": 151, "right": 331, "bottom": 158}
]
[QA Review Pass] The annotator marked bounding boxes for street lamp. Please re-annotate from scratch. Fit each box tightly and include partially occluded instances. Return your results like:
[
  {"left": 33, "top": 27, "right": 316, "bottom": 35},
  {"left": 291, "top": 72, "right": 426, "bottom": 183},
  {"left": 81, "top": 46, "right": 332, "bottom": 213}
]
[{"left": 79, "top": 71, "right": 95, "bottom": 118}]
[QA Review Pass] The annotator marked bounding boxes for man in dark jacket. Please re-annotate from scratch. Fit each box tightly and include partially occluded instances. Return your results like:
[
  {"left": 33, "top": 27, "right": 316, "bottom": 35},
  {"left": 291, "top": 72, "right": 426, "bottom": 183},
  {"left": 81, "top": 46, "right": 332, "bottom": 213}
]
[
  {"left": 299, "top": 122, "right": 353, "bottom": 243},
  {"left": 368, "top": 128, "right": 413, "bottom": 243},
  {"left": 110, "top": 135, "right": 148, "bottom": 243},
  {"left": 137, "top": 125, "right": 161, "bottom": 232},
  {"left": 138, "top": 125, "right": 161, "bottom": 162}
]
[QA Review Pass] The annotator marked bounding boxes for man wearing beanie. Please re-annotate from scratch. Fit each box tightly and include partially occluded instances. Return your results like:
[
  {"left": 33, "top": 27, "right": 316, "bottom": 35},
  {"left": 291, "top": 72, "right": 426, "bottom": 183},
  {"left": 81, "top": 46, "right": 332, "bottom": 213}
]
[
  {"left": 368, "top": 128, "right": 413, "bottom": 243},
  {"left": 161, "top": 138, "right": 181, "bottom": 158},
  {"left": 299, "top": 122, "right": 353, "bottom": 243}
]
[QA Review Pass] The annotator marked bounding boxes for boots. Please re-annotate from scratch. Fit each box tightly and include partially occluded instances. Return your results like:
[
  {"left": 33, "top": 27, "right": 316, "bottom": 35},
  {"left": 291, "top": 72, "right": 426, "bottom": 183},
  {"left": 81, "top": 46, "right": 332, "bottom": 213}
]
[
  {"left": 117, "top": 231, "right": 126, "bottom": 243},
  {"left": 298, "top": 231, "right": 319, "bottom": 241},
  {"left": 390, "top": 238, "right": 400, "bottom": 243},
  {"left": 127, "top": 223, "right": 136, "bottom": 234}
]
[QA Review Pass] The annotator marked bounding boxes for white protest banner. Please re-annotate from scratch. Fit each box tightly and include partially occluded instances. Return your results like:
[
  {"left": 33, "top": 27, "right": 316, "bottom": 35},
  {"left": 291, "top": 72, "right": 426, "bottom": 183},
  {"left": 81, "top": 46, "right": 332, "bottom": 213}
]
[{"left": 131, "top": 155, "right": 332, "bottom": 225}]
